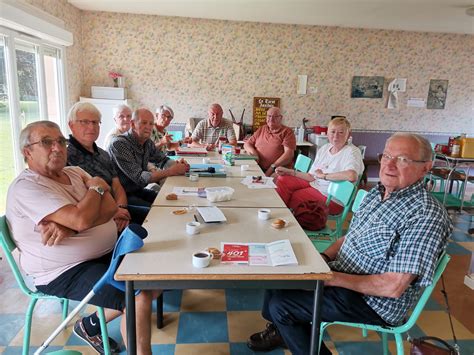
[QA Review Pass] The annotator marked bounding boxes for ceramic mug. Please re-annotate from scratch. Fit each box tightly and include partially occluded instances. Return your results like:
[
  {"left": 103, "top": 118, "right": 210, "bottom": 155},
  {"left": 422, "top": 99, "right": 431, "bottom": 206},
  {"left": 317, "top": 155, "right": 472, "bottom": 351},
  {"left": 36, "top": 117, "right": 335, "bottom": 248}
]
[
  {"left": 192, "top": 251, "right": 212, "bottom": 268},
  {"left": 241, "top": 164, "right": 249, "bottom": 171},
  {"left": 258, "top": 208, "right": 271, "bottom": 220},
  {"left": 186, "top": 221, "right": 201, "bottom": 235},
  {"left": 202, "top": 158, "right": 211, "bottom": 164},
  {"left": 189, "top": 173, "right": 199, "bottom": 182}
]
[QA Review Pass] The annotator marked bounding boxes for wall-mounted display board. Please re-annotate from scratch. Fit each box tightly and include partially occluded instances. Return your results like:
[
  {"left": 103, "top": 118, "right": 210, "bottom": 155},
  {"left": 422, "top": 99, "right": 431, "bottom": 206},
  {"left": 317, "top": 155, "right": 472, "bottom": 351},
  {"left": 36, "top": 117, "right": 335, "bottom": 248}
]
[{"left": 252, "top": 97, "right": 280, "bottom": 132}]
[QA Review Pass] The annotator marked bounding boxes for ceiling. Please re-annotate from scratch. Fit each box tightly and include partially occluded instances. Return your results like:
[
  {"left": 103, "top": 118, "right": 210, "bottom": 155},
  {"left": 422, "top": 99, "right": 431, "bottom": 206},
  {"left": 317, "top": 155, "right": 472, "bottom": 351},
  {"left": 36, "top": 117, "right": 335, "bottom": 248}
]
[{"left": 67, "top": 0, "right": 474, "bottom": 35}]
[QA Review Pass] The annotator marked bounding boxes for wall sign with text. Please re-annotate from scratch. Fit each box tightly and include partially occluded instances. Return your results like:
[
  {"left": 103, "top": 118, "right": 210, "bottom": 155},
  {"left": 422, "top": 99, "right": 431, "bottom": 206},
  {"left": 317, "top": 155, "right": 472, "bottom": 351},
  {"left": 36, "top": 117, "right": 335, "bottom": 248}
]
[{"left": 252, "top": 97, "right": 280, "bottom": 132}]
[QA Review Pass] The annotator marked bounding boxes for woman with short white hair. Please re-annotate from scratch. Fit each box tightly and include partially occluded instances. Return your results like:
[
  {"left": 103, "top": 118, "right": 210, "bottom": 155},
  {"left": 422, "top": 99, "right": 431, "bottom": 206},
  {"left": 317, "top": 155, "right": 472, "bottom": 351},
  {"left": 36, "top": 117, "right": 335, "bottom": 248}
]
[{"left": 151, "top": 105, "right": 180, "bottom": 152}]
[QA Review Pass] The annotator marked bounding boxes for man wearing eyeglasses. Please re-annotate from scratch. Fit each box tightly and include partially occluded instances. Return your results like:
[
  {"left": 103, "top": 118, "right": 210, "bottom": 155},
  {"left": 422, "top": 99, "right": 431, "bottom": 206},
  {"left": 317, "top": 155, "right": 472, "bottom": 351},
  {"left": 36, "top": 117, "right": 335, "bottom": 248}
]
[
  {"left": 67, "top": 102, "right": 148, "bottom": 230},
  {"left": 248, "top": 133, "right": 452, "bottom": 355},
  {"left": 6, "top": 120, "right": 158, "bottom": 354},
  {"left": 244, "top": 107, "right": 296, "bottom": 176},
  {"left": 108, "top": 108, "right": 189, "bottom": 207}
]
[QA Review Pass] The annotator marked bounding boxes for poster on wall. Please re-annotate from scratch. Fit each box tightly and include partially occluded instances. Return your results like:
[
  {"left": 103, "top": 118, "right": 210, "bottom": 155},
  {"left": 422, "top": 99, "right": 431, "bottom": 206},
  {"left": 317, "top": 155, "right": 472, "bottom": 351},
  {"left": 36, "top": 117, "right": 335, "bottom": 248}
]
[
  {"left": 351, "top": 76, "right": 384, "bottom": 99},
  {"left": 426, "top": 79, "right": 448, "bottom": 109},
  {"left": 252, "top": 97, "right": 280, "bottom": 132}
]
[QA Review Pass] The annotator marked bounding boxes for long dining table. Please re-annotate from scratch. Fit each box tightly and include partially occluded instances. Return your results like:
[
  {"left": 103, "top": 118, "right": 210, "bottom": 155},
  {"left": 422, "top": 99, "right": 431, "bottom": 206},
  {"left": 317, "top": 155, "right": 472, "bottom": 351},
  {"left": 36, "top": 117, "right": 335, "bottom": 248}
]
[{"left": 115, "top": 156, "right": 332, "bottom": 354}]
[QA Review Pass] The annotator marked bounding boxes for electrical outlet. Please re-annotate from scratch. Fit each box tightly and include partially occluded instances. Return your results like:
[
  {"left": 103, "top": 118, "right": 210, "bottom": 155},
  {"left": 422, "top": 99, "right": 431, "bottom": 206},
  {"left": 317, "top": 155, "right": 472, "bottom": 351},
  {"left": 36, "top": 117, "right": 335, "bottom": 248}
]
[{"left": 308, "top": 86, "right": 318, "bottom": 94}]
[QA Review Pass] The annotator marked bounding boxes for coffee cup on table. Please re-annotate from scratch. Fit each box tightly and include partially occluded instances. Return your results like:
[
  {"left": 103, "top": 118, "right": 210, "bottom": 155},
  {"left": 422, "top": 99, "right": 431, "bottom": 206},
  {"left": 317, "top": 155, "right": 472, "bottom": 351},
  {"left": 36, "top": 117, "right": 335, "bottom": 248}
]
[
  {"left": 192, "top": 251, "right": 212, "bottom": 268},
  {"left": 186, "top": 221, "right": 201, "bottom": 235},
  {"left": 202, "top": 158, "right": 210, "bottom": 164},
  {"left": 189, "top": 173, "right": 199, "bottom": 182},
  {"left": 241, "top": 164, "right": 249, "bottom": 172},
  {"left": 258, "top": 208, "right": 271, "bottom": 220}
]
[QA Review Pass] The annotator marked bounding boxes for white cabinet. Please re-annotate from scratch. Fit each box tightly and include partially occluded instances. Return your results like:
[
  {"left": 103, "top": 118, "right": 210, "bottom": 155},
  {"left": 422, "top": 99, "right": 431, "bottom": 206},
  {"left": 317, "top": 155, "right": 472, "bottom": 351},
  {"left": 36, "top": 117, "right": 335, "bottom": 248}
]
[{"left": 79, "top": 97, "right": 135, "bottom": 149}]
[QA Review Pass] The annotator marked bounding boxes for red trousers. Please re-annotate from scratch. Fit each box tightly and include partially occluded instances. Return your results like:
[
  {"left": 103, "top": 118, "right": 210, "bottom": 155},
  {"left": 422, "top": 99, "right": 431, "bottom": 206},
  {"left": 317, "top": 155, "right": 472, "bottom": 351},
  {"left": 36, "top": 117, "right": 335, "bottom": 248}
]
[{"left": 275, "top": 175, "right": 343, "bottom": 215}]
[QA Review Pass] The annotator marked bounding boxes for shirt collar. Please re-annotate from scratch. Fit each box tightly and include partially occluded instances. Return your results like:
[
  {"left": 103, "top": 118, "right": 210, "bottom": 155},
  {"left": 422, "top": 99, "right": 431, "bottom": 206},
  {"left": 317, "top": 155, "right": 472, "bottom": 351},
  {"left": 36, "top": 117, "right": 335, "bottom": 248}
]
[
  {"left": 377, "top": 180, "right": 424, "bottom": 200},
  {"left": 68, "top": 134, "right": 98, "bottom": 155}
]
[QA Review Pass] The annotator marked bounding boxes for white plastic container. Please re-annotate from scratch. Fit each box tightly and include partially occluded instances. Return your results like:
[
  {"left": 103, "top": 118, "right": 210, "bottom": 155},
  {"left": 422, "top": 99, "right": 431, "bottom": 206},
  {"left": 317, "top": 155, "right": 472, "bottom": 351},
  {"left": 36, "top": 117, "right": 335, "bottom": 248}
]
[
  {"left": 91, "top": 86, "right": 127, "bottom": 100},
  {"left": 205, "top": 187, "right": 235, "bottom": 202}
]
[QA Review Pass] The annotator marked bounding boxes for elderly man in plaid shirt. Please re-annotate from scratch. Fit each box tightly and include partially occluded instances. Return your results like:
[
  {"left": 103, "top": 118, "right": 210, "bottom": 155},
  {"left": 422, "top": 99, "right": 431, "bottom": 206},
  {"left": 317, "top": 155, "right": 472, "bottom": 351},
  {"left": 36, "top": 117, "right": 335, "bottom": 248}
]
[
  {"left": 248, "top": 133, "right": 452, "bottom": 355},
  {"left": 190, "top": 103, "right": 237, "bottom": 151}
]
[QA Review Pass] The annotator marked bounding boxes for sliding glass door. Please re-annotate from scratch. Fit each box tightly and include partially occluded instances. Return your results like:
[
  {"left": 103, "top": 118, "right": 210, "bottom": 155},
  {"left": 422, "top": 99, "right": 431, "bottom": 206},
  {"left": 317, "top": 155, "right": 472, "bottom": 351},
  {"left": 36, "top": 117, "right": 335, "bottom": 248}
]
[{"left": 0, "top": 29, "right": 67, "bottom": 213}]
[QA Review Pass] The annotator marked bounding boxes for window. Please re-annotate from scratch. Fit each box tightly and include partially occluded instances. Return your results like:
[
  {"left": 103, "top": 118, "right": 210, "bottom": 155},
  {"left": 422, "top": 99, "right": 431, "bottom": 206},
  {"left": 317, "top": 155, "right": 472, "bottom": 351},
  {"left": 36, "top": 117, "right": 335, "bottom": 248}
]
[{"left": 0, "top": 29, "right": 67, "bottom": 213}]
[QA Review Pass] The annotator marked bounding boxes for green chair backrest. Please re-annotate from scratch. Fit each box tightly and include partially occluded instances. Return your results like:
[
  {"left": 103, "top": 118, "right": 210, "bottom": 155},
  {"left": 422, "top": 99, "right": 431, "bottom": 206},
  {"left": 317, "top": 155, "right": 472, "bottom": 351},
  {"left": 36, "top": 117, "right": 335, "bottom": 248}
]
[
  {"left": 0, "top": 215, "right": 34, "bottom": 296},
  {"left": 326, "top": 180, "right": 355, "bottom": 207},
  {"left": 167, "top": 130, "right": 183, "bottom": 142},
  {"left": 402, "top": 252, "right": 450, "bottom": 331},
  {"left": 294, "top": 154, "right": 312, "bottom": 173},
  {"left": 351, "top": 189, "right": 368, "bottom": 213},
  {"left": 319, "top": 252, "right": 451, "bottom": 355}
]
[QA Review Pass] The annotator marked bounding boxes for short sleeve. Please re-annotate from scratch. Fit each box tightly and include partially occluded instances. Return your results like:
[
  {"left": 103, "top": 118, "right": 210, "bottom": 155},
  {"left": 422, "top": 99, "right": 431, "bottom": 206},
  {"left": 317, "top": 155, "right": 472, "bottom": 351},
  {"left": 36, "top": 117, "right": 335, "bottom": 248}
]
[
  {"left": 282, "top": 129, "right": 296, "bottom": 149},
  {"left": 387, "top": 212, "right": 448, "bottom": 287},
  {"left": 342, "top": 146, "right": 364, "bottom": 176},
  {"left": 13, "top": 179, "right": 74, "bottom": 225}
]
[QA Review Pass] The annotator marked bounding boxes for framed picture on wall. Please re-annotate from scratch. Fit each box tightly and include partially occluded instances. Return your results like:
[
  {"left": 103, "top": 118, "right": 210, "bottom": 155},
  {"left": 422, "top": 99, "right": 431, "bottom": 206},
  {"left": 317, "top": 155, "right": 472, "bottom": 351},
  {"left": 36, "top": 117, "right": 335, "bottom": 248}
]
[
  {"left": 351, "top": 76, "right": 384, "bottom": 98},
  {"left": 427, "top": 79, "right": 448, "bottom": 109}
]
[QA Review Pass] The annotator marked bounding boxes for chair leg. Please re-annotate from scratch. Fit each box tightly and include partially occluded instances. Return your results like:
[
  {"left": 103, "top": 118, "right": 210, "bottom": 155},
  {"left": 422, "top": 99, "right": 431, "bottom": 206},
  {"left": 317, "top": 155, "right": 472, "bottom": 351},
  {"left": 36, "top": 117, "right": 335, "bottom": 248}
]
[
  {"left": 362, "top": 328, "right": 368, "bottom": 338},
  {"left": 394, "top": 332, "right": 404, "bottom": 355},
  {"left": 61, "top": 299, "right": 69, "bottom": 320},
  {"left": 318, "top": 322, "right": 328, "bottom": 353},
  {"left": 23, "top": 298, "right": 38, "bottom": 355},
  {"left": 156, "top": 294, "right": 164, "bottom": 329},
  {"left": 97, "top": 307, "right": 110, "bottom": 354},
  {"left": 381, "top": 332, "right": 389, "bottom": 355}
]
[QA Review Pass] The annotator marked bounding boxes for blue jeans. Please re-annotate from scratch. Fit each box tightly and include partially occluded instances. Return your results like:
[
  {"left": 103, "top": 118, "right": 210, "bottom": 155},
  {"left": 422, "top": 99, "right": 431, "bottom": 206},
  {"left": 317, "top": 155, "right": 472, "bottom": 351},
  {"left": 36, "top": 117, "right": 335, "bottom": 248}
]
[
  {"left": 128, "top": 204, "right": 149, "bottom": 225},
  {"left": 127, "top": 188, "right": 158, "bottom": 208},
  {"left": 262, "top": 288, "right": 387, "bottom": 355}
]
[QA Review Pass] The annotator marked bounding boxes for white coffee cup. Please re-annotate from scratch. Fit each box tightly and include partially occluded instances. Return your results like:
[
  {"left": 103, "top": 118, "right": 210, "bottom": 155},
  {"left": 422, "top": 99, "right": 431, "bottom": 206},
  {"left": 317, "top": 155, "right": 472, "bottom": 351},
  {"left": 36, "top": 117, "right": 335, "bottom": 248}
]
[
  {"left": 202, "top": 158, "right": 211, "bottom": 164},
  {"left": 189, "top": 173, "right": 199, "bottom": 182},
  {"left": 186, "top": 221, "right": 201, "bottom": 235},
  {"left": 192, "top": 251, "right": 212, "bottom": 268},
  {"left": 258, "top": 208, "right": 271, "bottom": 220},
  {"left": 241, "top": 164, "right": 249, "bottom": 171}
]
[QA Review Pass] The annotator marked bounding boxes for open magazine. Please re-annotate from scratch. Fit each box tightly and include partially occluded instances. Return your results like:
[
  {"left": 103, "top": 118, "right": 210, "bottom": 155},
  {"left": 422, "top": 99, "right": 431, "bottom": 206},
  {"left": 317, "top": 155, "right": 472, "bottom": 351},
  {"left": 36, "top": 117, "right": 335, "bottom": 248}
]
[{"left": 221, "top": 240, "right": 298, "bottom": 266}]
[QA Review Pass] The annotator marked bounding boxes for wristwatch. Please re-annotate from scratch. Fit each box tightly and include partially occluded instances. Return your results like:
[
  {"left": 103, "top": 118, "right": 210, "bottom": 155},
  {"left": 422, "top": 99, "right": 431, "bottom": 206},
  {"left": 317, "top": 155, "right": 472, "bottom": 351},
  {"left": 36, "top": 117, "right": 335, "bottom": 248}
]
[
  {"left": 271, "top": 164, "right": 276, "bottom": 172},
  {"left": 89, "top": 186, "right": 105, "bottom": 196}
]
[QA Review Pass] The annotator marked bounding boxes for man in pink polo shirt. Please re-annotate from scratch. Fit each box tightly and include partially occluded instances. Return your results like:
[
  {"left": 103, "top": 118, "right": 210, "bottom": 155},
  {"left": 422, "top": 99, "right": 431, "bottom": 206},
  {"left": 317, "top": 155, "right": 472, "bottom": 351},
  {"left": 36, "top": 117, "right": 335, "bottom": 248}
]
[{"left": 244, "top": 107, "right": 296, "bottom": 176}]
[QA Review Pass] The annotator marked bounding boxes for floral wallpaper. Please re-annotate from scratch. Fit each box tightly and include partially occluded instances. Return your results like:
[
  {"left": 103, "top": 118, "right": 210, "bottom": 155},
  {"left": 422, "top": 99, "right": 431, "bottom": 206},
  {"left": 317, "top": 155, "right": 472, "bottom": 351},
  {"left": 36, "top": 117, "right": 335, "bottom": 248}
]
[
  {"left": 24, "top": 0, "right": 83, "bottom": 108},
  {"left": 21, "top": 3, "right": 474, "bottom": 134}
]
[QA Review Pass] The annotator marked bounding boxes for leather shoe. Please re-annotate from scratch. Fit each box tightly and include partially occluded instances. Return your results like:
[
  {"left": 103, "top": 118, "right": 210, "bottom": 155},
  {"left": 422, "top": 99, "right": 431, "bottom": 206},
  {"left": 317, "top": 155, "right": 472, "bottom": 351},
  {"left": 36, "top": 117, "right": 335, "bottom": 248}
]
[{"left": 247, "top": 322, "right": 287, "bottom": 351}]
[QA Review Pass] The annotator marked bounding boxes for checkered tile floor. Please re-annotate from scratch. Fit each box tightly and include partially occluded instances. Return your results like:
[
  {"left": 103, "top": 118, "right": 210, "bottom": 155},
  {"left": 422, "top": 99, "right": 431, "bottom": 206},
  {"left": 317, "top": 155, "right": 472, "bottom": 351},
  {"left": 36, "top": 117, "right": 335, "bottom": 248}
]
[{"left": 1, "top": 212, "right": 473, "bottom": 354}]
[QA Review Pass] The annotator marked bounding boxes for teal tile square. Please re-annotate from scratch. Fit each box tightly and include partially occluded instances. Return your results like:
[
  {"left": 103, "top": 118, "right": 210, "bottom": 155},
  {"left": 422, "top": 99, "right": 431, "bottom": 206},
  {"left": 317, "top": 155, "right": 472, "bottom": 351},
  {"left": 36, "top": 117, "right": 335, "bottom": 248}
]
[
  {"left": 0, "top": 314, "right": 24, "bottom": 346},
  {"left": 226, "top": 289, "right": 265, "bottom": 311},
  {"left": 176, "top": 312, "right": 228, "bottom": 343},
  {"left": 230, "top": 342, "right": 286, "bottom": 354}
]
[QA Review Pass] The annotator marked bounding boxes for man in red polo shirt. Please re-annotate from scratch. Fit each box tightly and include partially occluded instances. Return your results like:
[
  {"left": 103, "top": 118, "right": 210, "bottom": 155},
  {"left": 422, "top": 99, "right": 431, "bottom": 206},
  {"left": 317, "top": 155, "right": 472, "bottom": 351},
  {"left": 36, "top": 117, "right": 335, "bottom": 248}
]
[{"left": 244, "top": 107, "right": 296, "bottom": 176}]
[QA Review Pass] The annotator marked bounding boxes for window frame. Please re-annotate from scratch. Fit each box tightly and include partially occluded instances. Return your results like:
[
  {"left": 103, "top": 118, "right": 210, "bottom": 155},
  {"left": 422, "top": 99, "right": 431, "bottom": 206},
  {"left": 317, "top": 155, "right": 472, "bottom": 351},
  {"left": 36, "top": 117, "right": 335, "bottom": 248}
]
[{"left": 0, "top": 26, "right": 68, "bottom": 174}]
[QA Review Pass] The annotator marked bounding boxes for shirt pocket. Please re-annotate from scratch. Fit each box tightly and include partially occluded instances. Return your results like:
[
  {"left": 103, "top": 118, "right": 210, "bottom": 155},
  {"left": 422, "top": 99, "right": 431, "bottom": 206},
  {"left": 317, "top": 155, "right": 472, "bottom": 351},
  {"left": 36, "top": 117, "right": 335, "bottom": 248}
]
[{"left": 354, "top": 217, "right": 399, "bottom": 261}]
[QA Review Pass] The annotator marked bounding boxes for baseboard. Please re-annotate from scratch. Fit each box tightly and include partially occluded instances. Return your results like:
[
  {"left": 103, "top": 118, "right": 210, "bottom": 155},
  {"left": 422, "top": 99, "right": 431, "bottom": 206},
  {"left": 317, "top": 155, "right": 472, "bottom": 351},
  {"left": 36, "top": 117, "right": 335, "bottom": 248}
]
[{"left": 464, "top": 274, "right": 474, "bottom": 290}]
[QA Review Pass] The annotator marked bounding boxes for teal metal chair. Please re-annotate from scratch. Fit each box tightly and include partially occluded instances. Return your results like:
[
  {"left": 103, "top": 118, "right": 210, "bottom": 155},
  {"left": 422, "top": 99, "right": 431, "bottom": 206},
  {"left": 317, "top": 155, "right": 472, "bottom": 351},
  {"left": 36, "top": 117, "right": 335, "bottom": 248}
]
[
  {"left": 305, "top": 180, "right": 356, "bottom": 252},
  {"left": 294, "top": 154, "right": 312, "bottom": 173},
  {"left": 0, "top": 215, "right": 108, "bottom": 355},
  {"left": 319, "top": 253, "right": 451, "bottom": 355},
  {"left": 167, "top": 130, "right": 183, "bottom": 142},
  {"left": 351, "top": 189, "right": 368, "bottom": 213}
]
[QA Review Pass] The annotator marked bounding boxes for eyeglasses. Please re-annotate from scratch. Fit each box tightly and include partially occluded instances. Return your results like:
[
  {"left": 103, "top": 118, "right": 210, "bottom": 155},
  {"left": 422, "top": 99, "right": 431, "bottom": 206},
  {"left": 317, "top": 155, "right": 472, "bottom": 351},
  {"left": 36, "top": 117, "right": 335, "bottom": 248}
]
[
  {"left": 27, "top": 137, "right": 67, "bottom": 148},
  {"left": 378, "top": 153, "right": 428, "bottom": 167},
  {"left": 267, "top": 115, "right": 282, "bottom": 119},
  {"left": 75, "top": 119, "right": 101, "bottom": 127}
]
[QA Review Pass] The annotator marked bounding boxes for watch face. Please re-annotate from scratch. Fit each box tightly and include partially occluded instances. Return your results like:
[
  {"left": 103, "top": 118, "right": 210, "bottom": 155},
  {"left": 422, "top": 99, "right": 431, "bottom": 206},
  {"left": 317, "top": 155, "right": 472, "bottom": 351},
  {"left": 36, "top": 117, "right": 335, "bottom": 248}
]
[{"left": 97, "top": 186, "right": 105, "bottom": 194}]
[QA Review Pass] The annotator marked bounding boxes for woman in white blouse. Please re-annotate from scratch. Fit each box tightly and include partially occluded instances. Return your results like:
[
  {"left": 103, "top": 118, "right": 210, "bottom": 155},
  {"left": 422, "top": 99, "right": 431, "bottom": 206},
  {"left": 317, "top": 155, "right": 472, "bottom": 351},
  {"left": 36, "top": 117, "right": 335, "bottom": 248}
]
[{"left": 275, "top": 117, "right": 364, "bottom": 215}]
